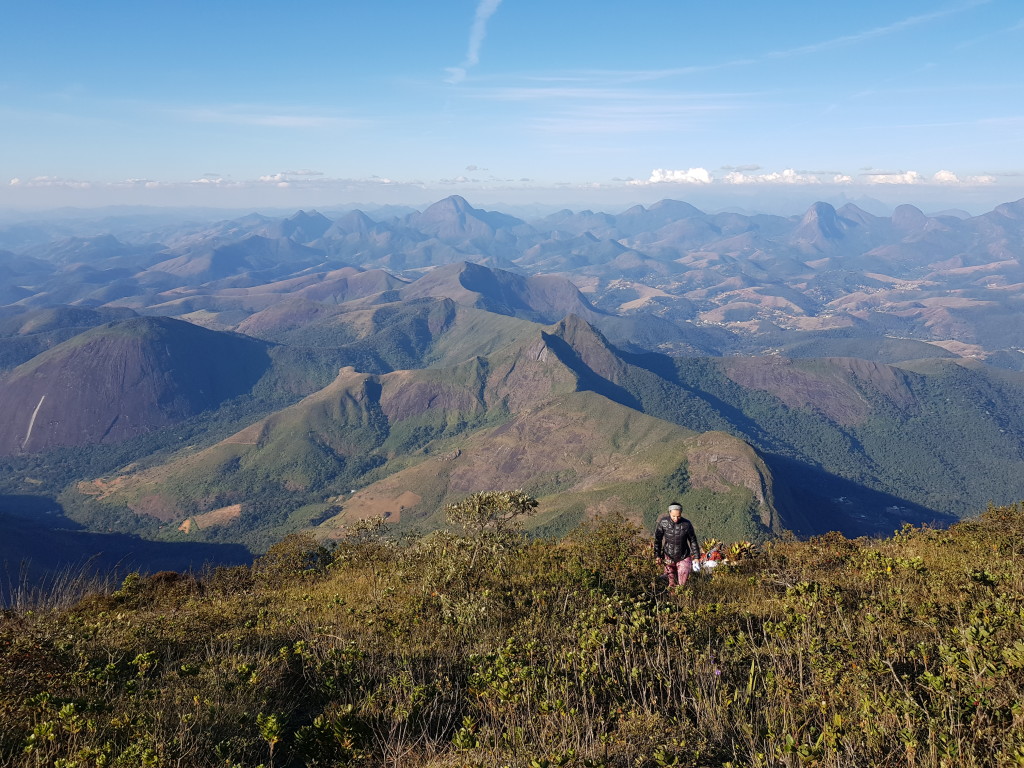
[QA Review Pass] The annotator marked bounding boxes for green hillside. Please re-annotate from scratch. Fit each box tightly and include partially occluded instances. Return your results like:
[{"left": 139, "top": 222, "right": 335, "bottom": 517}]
[{"left": 66, "top": 321, "right": 776, "bottom": 551}]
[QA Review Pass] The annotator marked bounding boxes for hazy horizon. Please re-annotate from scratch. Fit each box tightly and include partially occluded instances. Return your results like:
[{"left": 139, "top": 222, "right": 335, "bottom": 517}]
[{"left": 0, "top": 186, "right": 1019, "bottom": 224}]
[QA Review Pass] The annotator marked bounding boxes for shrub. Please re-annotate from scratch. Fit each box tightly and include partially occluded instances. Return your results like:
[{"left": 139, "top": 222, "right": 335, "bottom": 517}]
[{"left": 253, "top": 532, "right": 334, "bottom": 585}]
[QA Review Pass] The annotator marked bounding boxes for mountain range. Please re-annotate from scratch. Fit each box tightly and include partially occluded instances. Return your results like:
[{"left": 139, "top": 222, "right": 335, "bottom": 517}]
[{"left": 3, "top": 195, "right": 1024, "bottom": 567}]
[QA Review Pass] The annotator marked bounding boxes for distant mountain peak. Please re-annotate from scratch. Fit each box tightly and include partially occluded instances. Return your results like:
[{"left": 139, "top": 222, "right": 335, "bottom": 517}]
[
  {"left": 414, "top": 196, "right": 484, "bottom": 225},
  {"left": 993, "top": 198, "right": 1024, "bottom": 221},
  {"left": 279, "top": 210, "right": 333, "bottom": 242},
  {"left": 429, "top": 194, "right": 474, "bottom": 213},
  {"left": 288, "top": 209, "right": 328, "bottom": 222},
  {"left": 836, "top": 202, "right": 879, "bottom": 225},
  {"left": 649, "top": 198, "right": 704, "bottom": 217},
  {"left": 892, "top": 204, "right": 928, "bottom": 231},
  {"left": 613, "top": 198, "right": 705, "bottom": 235},
  {"left": 407, "top": 196, "right": 526, "bottom": 240},
  {"left": 791, "top": 201, "right": 849, "bottom": 250},
  {"left": 802, "top": 201, "right": 838, "bottom": 220}
]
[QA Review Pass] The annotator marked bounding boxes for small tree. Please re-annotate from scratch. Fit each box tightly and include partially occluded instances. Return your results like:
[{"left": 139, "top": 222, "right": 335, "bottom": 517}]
[
  {"left": 444, "top": 490, "right": 539, "bottom": 569},
  {"left": 254, "top": 533, "right": 333, "bottom": 585}
]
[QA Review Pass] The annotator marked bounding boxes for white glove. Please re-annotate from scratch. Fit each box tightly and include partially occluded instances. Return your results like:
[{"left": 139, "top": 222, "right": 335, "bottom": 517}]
[{"left": 691, "top": 561, "right": 701, "bottom": 573}]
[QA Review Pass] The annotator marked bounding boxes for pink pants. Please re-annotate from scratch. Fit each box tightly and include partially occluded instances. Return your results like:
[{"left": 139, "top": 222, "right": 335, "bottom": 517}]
[{"left": 663, "top": 557, "right": 693, "bottom": 587}]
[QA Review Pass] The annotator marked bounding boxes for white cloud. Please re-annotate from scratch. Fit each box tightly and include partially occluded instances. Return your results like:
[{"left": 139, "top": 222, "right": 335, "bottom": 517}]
[
  {"left": 4, "top": 163, "right": 1009, "bottom": 210},
  {"left": 446, "top": 0, "right": 503, "bottom": 84},
  {"left": 505, "top": 3, "right": 988, "bottom": 89},
  {"left": 629, "top": 166, "right": 996, "bottom": 188},
  {"left": 932, "top": 170, "right": 997, "bottom": 185},
  {"left": 865, "top": 171, "right": 925, "bottom": 185},
  {"left": 861, "top": 170, "right": 994, "bottom": 186},
  {"left": 189, "top": 177, "right": 236, "bottom": 186},
  {"left": 9, "top": 176, "right": 91, "bottom": 189},
  {"left": 723, "top": 169, "right": 853, "bottom": 185},
  {"left": 632, "top": 168, "right": 713, "bottom": 185},
  {"left": 108, "top": 178, "right": 159, "bottom": 187},
  {"left": 252, "top": 172, "right": 400, "bottom": 187},
  {"left": 445, "top": 67, "right": 467, "bottom": 85}
]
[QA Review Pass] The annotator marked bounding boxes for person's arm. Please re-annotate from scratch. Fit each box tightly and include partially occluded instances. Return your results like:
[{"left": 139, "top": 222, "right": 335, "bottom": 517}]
[
  {"left": 687, "top": 525, "right": 701, "bottom": 560},
  {"left": 654, "top": 521, "right": 664, "bottom": 559}
]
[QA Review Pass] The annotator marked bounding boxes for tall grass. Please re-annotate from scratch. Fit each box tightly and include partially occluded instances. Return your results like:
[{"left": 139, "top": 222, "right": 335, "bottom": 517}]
[{"left": 1, "top": 557, "right": 119, "bottom": 612}]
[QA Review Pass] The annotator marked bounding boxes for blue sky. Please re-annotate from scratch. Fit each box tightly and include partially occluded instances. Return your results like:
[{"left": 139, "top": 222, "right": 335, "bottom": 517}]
[{"left": 3, "top": 0, "right": 1023, "bottom": 213}]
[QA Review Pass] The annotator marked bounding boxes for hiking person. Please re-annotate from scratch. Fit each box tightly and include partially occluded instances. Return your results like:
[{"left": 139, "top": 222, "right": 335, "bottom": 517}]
[{"left": 654, "top": 502, "right": 701, "bottom": 587}]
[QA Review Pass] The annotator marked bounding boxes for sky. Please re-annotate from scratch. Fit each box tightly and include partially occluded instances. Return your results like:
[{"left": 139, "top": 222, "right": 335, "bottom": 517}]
[{"left": 2, "top": 0, "right": 1023, "bottom": 214}]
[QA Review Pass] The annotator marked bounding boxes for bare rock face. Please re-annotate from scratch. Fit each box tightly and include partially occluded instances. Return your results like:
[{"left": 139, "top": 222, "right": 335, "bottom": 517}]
[
  {"left": 0, "top": 317, "right": 271, "bottom": 455},
  {"left": 790, "top": 202, "right": 847, "bottom": 253}
]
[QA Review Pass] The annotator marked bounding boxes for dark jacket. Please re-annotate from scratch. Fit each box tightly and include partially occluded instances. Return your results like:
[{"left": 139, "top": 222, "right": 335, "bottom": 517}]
[{"left": 654, "top": 516, "right": 700, "bottom": 562}]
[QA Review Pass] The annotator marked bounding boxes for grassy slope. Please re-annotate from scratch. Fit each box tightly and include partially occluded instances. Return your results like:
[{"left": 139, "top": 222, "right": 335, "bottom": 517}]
[
  {"left": 2, "top": 502, "right": 1022, "bottom": 767},
  {"left": 312, "top": 390, "right": 773, "bottom": 543}
]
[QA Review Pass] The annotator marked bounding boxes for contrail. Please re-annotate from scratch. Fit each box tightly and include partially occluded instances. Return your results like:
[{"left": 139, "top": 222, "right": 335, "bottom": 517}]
[
  {"left": 21, "top": 394, "right": 45, "bottom": 451},
  {"left": 446, "top": 0, "right": 503, "bottom": 84}
]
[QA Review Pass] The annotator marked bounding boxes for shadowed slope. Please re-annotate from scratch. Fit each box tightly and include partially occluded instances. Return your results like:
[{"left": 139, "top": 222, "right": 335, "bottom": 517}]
[{"left": 0, "top": 317, "right": 272, "bottom": 456}]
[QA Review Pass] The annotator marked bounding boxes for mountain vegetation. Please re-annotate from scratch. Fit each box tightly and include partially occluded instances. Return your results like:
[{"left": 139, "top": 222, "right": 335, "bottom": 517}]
[{"left": 2, "top": 499, "right": 1022, "bottom": 767}]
